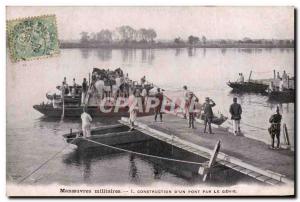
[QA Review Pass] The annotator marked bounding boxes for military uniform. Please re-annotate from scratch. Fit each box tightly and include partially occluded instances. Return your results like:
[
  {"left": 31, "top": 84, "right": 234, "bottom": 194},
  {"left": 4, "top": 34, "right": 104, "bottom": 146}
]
[
  {"left": 268, "top": 113, "right": 282, "bottom": 148},
  {"left": 203, "top": 100, "right": 216, "bottom": 134}
]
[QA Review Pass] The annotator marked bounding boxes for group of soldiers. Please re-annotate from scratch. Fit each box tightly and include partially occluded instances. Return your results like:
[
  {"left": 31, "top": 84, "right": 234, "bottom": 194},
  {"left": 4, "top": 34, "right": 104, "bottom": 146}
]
[
  {"left": 75, "top": 73, "right": 283, "bottom": 150},
  {"left": 271, "top": 70, "right": 291, "bottom": 91},
  {"left": 182, "top": 85, "right": 282, "bottom": 149},
  {"left": 182, "top": 85, "right": 242, "bottom": 135}
]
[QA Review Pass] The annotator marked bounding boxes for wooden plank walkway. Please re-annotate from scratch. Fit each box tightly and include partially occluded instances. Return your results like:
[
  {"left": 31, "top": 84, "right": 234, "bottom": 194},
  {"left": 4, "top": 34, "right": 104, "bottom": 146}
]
[{"left": 119, "top": 114, "right": 294, "bottom": 185}]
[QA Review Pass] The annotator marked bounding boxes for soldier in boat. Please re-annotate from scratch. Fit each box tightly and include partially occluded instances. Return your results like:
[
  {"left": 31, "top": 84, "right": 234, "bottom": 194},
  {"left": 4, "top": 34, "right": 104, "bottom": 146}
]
[
  {"left": 128, "top": 89, "right": 139, "bottom": 131},
  {"left": 71, "top": 78, "right": 77, "bottom": 98},
  {"left": 103, "top": 77, "right": 112, "bottom": 98},
  {"left": 61, "top": 77, "right": 70, "bottom": 96},
  {"left": 81, "top": 78, "right": 88, "bottom": 105},
  {"left": 141, "top": 76, "right": 146, "bottom": 85},
  {"left": 95, "top": 75, "right": 105, "bottom": 103},
  {"left": 277, "top": 72, "right": 281, "bottom": 79},
  {"left": 141, "top": 86, "right": 148, "bottom": 108},
  {"left": 61, "top": 81, "right": 69, "bottom": 97},
  {"left": 237, "top": 73, "right": 244, "bottom": 83},
  {"left": 63, "top": 77, "right": 67, "bottom": 85},
  {"left": 81, "top": 108, "right": 93, "bottom": 138}
]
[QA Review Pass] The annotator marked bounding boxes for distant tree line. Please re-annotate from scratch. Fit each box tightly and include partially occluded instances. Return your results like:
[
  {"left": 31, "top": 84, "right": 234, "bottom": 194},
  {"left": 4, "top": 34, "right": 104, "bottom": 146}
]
[
  {"left": 173, "top": 35, "right": 293, "bottom": 46},
  {"left": 80, "top": 25, "right": 157, "bottom": 44},
  {"left": 62, "top": 29, "right": 293, "bottom": 49}
]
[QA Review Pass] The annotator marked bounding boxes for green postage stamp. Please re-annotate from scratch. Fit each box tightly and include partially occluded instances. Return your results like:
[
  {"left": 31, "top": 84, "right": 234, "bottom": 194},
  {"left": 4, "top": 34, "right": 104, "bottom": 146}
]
[{"left": 7, "top": 15, "right": 60, "bottom": 62}]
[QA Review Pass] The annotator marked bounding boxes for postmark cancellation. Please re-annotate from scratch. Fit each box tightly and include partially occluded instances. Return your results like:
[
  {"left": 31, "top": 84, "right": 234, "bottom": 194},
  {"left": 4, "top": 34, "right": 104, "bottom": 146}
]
[{"left": 7, "top": 14, "right": 60, "bottom": 62}]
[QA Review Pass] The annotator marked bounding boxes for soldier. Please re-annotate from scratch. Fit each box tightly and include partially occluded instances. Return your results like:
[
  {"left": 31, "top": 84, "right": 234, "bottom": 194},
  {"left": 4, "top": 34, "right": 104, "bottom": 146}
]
[
  {"left": 203, "top": 97, "right": 216, "bottom": 134},
  {"left": 229, "top": 97, "right": 242, "bottom": 135},
  {"left": 81, "top": 78, "right": 88, "bottom": 105},
  {"left": 81, "top": 108, "right": 93, "bottom": 138},
  {"left": 182, "top": 85, "right": 190, "bottom": 119},
  {"left": 187, "top": 92, "right": 196, "bottom": 129},
  {"left": 154, "top": 88, "right": 164, "bottom": 122},
  {"left": 268, "top": 107, "right": 282, "bottom": 149},
  {"left": 128, "top": 89, "right": 139, "bottom": 131}
]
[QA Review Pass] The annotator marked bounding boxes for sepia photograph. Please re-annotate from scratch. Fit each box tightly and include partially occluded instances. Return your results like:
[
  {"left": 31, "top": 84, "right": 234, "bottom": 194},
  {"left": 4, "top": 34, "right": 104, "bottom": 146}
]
[{"left": 6, "top": 6, "right": 295, "bottom": 197}]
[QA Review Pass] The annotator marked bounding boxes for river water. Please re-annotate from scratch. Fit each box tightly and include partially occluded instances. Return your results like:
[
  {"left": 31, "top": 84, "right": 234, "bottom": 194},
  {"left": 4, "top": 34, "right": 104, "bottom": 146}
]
[{"left": 7, "top": 48, "right": 294, "bottom": 185}]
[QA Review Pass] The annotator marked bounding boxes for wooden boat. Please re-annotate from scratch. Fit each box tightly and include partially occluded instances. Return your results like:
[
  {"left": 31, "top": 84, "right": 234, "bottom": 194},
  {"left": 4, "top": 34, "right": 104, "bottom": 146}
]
[
  {"left": 56, "top": 85, "right": 82, "bottom": 92},
  {"left": 268, "top": 89, "right": 295, "bottom": 103},
  {"left": 227, "top": 81, "right": 269, "bottom": 93},
  {"left": 132, "top": 83, "right": 154, "bottom": 92},
  {"left": 199, "top": 114, "right": 228, "bottom": 125},
  {"left": 46, "top": 93, "right": 81, "bottom": 104},
  {"left": 63, "top": 124, "right": 152, "bottom": 150},
  {"left": 227, "top": 71, "right": 269, "bottom": 93},
  {"left": 33, "top": 103, "right": 157, "bottom": 118}
]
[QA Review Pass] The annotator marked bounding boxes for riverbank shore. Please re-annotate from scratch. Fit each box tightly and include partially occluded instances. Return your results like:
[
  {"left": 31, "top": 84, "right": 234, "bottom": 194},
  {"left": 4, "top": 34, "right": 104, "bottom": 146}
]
[{"left": 60, "top": 42, "right": 294, "bottom": 49}]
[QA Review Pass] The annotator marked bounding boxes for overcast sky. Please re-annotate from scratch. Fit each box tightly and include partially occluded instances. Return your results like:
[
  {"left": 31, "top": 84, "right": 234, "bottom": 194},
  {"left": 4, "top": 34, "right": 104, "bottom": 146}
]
[{"left": 7, "top": 6, "right": 294, "bottom": 40}]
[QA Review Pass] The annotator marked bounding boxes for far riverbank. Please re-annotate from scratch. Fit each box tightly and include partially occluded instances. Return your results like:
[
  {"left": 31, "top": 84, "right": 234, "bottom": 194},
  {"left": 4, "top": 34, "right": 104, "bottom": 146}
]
[{"left": 60, "top": 41, "right": 294, "bottom": 49}]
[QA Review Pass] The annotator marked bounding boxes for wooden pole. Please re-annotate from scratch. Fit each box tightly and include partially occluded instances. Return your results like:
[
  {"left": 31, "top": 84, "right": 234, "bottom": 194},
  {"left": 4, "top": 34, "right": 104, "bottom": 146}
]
[
  {"left": 248, "top": 70, "right": 252, "bottom": 82},
  {"left": 202, "top": 140, "right": 221, "bottom": 182},
  {"left": 283, "top": 123, "right": 290, "bottom": 146},
  {"left": 60, "top": 85, "right": 65, "bottom": 119},
  {"left": 273, "top": 70, "right": 276, "bottom": 79},
  {"left": 61, "top": 94, "right": 65, "bottom": 119}
]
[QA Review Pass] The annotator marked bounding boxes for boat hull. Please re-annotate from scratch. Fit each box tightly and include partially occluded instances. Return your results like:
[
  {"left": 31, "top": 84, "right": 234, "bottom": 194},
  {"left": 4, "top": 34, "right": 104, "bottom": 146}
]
[
  {"left": 33, "top": 104, "right": 155, "bottom": 118},
  {"left": 63, "top": 124, "right": 152, "bottom": 150},
  {"left": 46, "top": 93, "right": 81, "bottom": 104},
  {"left": 268, "top": 89, "right": 295, "bottom": 103},
  {"left": 199, "top": 114, "right": 228, "bottom": 125},
  {"left": 227, "top": 81, "right": 268, "bottom": 93}
]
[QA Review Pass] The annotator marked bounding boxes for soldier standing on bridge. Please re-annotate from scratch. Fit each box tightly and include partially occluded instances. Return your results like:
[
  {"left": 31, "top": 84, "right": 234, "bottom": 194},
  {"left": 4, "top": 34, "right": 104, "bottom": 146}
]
[
  {"left": 154, "top": 88, "right": 164, "bottom": 122},
  {"left": 229, "top": 97, "right": 242, "bottom": 135},
  {"left": 203, "top": 97, "right": 216, "bottom": 134},
  {"left": 268, "top": 106, "right": 282, "bottom": 149}
]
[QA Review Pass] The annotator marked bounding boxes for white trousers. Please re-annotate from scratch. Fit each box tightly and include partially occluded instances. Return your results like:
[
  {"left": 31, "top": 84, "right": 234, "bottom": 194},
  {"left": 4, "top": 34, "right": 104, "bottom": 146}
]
[
  {"left": 232, "top": 120, "right": 240, "bottom": 134},
  {"left": 81, "top": 92, "right": 86, "bottom": 105},
  {"left": 82, "top": 123, "right": 91, "bottom": 138},
  {"left": 129, "top": 110, "right": 137, "bottom": 128}
]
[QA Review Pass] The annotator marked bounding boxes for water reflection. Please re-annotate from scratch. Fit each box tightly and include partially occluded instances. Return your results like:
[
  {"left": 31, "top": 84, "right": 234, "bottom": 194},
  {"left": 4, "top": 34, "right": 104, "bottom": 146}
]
[
  {"left": 121, "top": 49, "right": 136, "bottom": 63},
  {"left": 80, "top": 48, "right": 91, "bottom": 59},
  {"left": 221, "top": 48, "right": 227, "bottom": 55},
  {"left": 141, "top": 49, "right": 155, "bottom": 64},
  {"left": 202, "top": 48, "right": 206, "bottom": 57},
  {"left": 153, "top": 163, "right": 163, "bottom": 180},
  {"left": 62, "top": 140, "right": 258, "bottom": 185},
  {"left": 175, "top": 48, "right": 182, "bottom": 56},
  {"left": 96, "top": 49, "right": 112, "bottom": 61},
  {"left": 129, "top": 154, "right": 140, "bottom": 182},
  {"left": 187, "top": 47, "right": 196, "bottom": 57}
]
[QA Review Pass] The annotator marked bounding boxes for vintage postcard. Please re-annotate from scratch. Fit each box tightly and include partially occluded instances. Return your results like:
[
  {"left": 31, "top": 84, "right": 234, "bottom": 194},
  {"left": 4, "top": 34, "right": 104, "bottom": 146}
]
[{"left": 6, "top": 6, "right": 295, "bottom": 197}]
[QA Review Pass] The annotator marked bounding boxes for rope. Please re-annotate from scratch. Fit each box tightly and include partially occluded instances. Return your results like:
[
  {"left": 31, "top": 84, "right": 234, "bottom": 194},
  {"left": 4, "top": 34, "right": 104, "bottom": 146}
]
[
  {"left": 145, "top": 80, "right": 183, "bottom": 111},
  {"left": 241, "top": 122, "right": 268, "bottom": 131},
  {"left": 231, "top": 121, "right": 293, "bottom": 133},
  {"left": 80, "top": 138, "right": 206, "bottom": 166},
  {"left": 17, "top": 138, "right": 77, "bottom": 184},
  {"left": 252, "top": 71, "right": 272, "bottom": 74}
]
